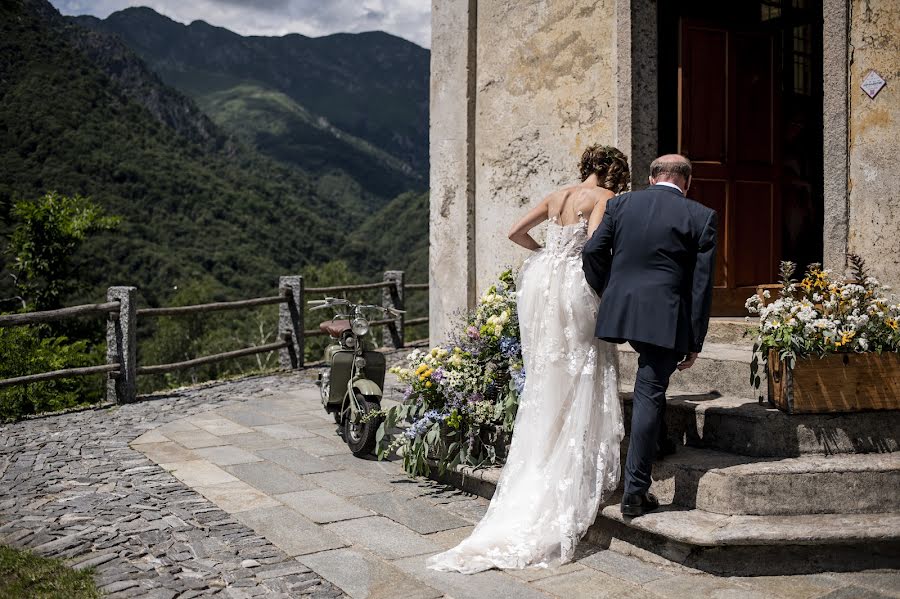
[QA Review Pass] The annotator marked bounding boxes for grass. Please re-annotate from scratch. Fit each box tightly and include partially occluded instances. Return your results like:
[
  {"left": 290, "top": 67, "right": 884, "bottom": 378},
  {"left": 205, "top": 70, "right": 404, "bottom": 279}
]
[{"left": 0, "top": 546, "right": 101, "bottom": 599}]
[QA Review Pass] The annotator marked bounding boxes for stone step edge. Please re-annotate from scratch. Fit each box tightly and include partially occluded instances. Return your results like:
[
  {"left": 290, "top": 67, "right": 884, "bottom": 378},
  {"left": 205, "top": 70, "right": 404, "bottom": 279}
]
[
  {"left": 651, "top": 445, "right": 900, "bottom": 476},
  {"left": 595, "top": 506, "right": 900, "bottom": 547},
  {"left": 617, "top": 341, "right": 753, "bottom": 363},
  {"left": 428, "top": 462, "right": 900, "bottom": 546}
]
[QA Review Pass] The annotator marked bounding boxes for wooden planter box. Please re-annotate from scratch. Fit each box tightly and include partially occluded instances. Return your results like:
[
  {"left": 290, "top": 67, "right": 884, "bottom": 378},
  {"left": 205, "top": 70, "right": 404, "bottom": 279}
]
[{"left": 768, "top": 349, "right": 900, "bottom": 414}]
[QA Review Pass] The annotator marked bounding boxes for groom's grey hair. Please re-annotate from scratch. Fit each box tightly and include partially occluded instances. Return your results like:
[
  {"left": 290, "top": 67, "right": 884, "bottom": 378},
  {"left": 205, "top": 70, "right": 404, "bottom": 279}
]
[{"left": 650, "top": 155, "right": 692, "bottom": 181}]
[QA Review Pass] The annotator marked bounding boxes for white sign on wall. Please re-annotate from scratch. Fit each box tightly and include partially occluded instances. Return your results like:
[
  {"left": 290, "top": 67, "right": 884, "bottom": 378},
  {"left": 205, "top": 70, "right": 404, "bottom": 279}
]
[{"left": 861, "top": 70, "right": 886, "bottom": 99}]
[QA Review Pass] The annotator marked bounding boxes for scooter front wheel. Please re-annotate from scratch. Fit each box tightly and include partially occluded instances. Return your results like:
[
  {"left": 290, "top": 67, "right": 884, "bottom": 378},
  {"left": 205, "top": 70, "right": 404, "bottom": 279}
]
[{"left": 343, "top": 393, "right": 381, "bottom": 457}]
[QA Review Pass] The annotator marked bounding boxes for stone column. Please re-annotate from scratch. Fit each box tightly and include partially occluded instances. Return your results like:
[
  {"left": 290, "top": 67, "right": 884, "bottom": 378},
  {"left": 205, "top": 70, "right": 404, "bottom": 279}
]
[
  {"left": 279, "top": 276, "right": 304, "bottom": 369},
  {"left": 429, "top": 0, "right": 478, "bottom": 344},
  {"left": 382, "top": 270, "right": 405, "bottom": 349},
  {"left": 616, "top": 0, "right": 658, "bottom": 190},
  {"left": 106, "top": 286, "right": 136, "bottom": 404},
  {"left": 822, "top": 0, "right": 849, "bottom": 274}
]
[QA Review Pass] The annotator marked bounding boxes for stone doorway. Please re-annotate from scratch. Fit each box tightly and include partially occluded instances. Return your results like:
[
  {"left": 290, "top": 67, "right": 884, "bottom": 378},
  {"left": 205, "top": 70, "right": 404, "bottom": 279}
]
[{"left": 656, "top": 0, "right": 825, "bottom": 314}]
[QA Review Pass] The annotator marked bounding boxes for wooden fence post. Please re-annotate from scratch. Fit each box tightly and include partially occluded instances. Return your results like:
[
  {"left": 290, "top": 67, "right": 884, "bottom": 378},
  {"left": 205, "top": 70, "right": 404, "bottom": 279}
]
[
  {"left": 106, "top": 286, "right": 137, "bottom": 404},
  {"left": 279, "top": 276, "right": 304, "bottom": 369},
  {"left": 382, "top": 270, "right": 405, "bottom": 349}
]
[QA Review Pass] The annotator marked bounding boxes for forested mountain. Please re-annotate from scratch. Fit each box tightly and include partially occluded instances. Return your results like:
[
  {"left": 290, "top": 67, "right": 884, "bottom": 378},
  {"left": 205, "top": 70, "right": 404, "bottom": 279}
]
[
  {"left": 71, "top": 7, "right": 429, "bottom": 204},
  {"left": 0, "top": 0, "right": 342, "bottom": 307},
  {"left": 1, "top": 0, "right": 430, "bottom": 309}
]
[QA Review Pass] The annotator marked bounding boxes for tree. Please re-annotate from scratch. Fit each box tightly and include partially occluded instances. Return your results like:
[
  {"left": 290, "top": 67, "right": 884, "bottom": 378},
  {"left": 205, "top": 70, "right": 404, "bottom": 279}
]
[{"left": 6, "top": 192, "right": 119, "bottom": 310}]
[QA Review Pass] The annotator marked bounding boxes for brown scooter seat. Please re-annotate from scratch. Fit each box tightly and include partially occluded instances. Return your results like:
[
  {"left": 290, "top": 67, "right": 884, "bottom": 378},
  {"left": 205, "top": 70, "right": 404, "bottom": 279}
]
[{"left": 320, "top": 319, "right": 351, "bottom": 337}]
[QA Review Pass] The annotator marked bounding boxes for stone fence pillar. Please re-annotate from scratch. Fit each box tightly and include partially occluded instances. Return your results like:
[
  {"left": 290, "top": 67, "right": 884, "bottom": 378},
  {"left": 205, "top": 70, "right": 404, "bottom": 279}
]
[
  {"left": 106, "top": 286, "right": 137, "bottom": 404},
  {"left": 279, "top": 276, "right": 304, "bottom": 369},
  {"left": 382, "top": 270, "right": 404, "bottom": 349}
]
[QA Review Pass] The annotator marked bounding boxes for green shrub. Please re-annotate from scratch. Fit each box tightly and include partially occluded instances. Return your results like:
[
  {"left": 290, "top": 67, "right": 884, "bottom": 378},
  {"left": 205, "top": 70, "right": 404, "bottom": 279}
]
[{"left": 0, "top": 325, "right": 104, "bottom": 421}]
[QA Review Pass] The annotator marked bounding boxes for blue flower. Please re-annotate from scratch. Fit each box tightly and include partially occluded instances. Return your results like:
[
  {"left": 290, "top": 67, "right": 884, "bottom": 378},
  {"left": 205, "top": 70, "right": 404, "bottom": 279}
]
[
  {"left": 499, "top": 336, "right": 521, "bottom": 358},
  {"left": 511, "top": 366, "right": 526, "bottom": 394}
]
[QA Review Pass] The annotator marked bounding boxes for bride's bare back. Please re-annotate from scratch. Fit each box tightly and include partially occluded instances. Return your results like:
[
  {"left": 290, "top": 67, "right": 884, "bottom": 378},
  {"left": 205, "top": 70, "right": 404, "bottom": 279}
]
[{"left": 508, "top": 177, "right": 615, "bottom": 251}]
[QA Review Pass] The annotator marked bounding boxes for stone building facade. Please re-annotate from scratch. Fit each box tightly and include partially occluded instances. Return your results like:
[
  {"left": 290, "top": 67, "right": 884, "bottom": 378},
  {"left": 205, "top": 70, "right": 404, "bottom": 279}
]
[{"left": 429, "top": 0, "right": 899, "bottom": 339}]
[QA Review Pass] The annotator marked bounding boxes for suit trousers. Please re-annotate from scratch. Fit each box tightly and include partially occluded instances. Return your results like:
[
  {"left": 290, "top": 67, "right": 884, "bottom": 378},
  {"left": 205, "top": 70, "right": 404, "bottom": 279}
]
[{"left": 623, "top": 340, "right": 681, "bottom": 496}]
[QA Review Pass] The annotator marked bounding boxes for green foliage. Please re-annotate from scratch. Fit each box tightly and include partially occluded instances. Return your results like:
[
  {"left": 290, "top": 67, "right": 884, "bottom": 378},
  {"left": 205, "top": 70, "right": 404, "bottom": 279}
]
[
  {"left": 139, "top": 277, "right": 279, "bottom": 393},
  {"left": 0, "top": 545, "right": 101, "bottom": 599},
  {"left": 0, "top": 325, "right": 104, "bottom": 421},
  {"left": 0, "top": 1, "right": 338, "bottom": 307},
  {"left": 196, "top": 83, "right": 423, "bottom": 205},
  {"left": 7, "top": 192, "right": 118, "bottom": 310}
]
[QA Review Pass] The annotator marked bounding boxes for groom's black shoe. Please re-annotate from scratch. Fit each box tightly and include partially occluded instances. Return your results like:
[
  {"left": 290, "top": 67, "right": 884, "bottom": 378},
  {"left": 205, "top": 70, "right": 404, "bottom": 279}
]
[{"left": 621, "top": 492, "right": 660, "bottom": 517}]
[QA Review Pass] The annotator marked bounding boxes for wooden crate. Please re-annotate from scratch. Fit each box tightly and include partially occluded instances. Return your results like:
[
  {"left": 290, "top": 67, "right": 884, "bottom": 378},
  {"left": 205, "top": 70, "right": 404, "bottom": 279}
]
[{"left": 768, "top": 349, "right": 900, "bottom": 413}]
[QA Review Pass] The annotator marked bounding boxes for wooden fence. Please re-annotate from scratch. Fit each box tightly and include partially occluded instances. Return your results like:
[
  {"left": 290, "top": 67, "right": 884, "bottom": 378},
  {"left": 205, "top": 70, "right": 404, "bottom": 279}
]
[{"left": 0, "top": 271, "right": 427, "bottom": 404}]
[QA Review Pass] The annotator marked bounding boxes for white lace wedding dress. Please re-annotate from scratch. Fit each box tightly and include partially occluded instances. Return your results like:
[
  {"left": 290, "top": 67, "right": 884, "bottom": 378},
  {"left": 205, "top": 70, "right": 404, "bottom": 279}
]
[{"left": 427, "top": 213, "right": 624, "bottom": 574}]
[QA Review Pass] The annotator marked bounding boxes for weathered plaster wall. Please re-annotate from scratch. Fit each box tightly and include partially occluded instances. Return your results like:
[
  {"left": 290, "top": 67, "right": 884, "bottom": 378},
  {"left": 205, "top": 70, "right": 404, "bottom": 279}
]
[
  {"left": 473, "top": 0, "right": 617, "bottom": 291},
  {"left": 847, "top": 0, "right": 900, "bottom": 288}
]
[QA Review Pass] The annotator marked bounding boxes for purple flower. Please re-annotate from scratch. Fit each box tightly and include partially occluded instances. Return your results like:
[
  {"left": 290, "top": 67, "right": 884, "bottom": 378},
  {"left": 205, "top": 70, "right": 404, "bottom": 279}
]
[
  {"left": 431, "top": 368, "right": 445, "bottom": 383},
  {"left": 467, "top": 325, "right": 480, "bottom": 340}
]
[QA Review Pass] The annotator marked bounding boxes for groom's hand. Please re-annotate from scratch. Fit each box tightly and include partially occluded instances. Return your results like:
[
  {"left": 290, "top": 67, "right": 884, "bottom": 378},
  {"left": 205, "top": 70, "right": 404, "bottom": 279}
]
[{"left": 677, "top": 352, "right": 699, "bottom": 371}]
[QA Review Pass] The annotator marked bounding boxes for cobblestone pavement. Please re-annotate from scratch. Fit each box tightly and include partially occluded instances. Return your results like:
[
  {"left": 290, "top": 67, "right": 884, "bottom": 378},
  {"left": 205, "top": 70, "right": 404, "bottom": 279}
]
[
  {"left": 3, "top": 368, "right": 900, "bottom": 599},
  {"left": 0, "top": 371, "right": 347, "bottom": 598}
]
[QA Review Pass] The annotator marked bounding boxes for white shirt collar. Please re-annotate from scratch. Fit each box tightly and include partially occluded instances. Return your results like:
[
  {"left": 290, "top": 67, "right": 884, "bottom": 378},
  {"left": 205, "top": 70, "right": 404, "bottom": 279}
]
[{"left": 655, "top": 181, "right": 684, "bottom": 193}]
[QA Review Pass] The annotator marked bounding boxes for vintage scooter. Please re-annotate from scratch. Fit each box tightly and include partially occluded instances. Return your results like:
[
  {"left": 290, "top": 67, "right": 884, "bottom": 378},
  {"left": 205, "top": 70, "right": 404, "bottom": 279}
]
[{"left": 309, "top": 297, "right": 400, "bottom": 456}]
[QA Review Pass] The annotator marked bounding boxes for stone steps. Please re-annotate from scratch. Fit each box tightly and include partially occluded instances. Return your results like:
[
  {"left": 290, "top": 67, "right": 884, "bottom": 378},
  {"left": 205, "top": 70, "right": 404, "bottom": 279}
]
[
  {"left": 617, "top": 342, "right": 757, "bottom": 399},
  {"left": 705, "top": 318, "right": 753, "bottom": 346},
  {"left": 437, "top": 463, "right": 900, "bottom": 575},
  {"left": 587, "top": 505, "right": 900, "bottom": 575},
  {"left": 646, "top": 445, "right": 900, "bottom": 515},
  {"left": 623, "top": 392, "right": 900, "bottom": 457}
]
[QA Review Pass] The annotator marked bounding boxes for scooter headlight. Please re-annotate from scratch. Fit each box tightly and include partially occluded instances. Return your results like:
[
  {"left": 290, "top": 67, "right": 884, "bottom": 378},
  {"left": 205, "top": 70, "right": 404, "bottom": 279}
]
[{"left": 351, "top": 317, "right": 369, "bottom": 336}]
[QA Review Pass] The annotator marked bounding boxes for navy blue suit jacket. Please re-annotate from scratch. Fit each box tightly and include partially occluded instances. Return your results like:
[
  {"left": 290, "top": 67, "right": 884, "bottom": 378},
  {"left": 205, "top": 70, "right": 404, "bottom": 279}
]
[{"left": 581, "top": 184, "right": 717, "bottom": 354}]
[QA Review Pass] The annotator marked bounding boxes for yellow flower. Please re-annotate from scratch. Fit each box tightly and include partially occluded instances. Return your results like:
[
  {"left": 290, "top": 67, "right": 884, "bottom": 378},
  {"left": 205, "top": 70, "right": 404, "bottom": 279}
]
[
  {"left": 887, "top": 318, "right": 898, "bottom": 331},
  {"left": 425, "top": 381, "right": 433, "bottom": 388}
]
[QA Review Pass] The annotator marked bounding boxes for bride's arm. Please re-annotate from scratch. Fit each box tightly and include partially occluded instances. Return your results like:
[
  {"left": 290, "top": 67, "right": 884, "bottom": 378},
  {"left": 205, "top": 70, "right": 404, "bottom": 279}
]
[{"left": 507, "top": 197, "right": 550, "bottom": 251}]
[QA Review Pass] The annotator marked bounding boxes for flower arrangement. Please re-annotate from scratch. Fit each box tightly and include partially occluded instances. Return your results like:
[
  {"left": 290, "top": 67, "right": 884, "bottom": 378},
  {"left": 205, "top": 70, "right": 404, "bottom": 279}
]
[
  {"left": 745, "top": 255, "right": 900, "bottom": 391},
  {"left": 376, "top": 270, "right": 525, "bottom": 476}
]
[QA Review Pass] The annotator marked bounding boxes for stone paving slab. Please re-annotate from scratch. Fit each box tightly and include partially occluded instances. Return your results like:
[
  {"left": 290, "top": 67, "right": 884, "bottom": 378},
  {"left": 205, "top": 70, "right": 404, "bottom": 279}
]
[
  {"left": 350, "top": 491, "right": 470, "bottom": 534},
  {"left": 194, "top": 481, "right": 281, "bottom": 513},
  {"left": 300, "top": 547, "right": 443, "bottom": 599},
  {"left": 276, "top": 489, "right": 373, "bottom": 523},
  {"left": 234, "top": 505, "right": 349, "bottom": 556},
  {"left": 255, "top": 446, "right": 340, "bottom": 475},
  {"left": 225, "top": 461, "right": 319, "bottom": 495},
  {"left": 194, "top": 445, "right": 263, "bottom": 466},
  {"left": 392, "top": 553, "right": 555, "bottom": 599},
  {"left": 304, "top": 470, "right": 395, "bottom": 497},
  {"left": 325, "top": 516, "right": 440, "bottom": 559}
]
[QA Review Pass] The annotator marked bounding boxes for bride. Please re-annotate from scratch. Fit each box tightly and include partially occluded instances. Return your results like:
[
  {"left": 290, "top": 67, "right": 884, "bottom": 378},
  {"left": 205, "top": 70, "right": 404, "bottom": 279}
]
[{"left": 427, "top": 145, "right": 630, "bottom": 574}]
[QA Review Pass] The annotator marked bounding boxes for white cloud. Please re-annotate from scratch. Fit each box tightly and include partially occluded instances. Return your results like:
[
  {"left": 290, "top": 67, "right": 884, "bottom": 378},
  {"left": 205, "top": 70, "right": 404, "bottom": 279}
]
[{"left": 50, "top": 0, "right": 432, "bottom": 48}]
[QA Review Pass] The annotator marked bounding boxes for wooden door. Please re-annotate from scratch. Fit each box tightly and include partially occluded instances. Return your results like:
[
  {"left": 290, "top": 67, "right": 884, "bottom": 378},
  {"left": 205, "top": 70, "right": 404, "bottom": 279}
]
[{"left": 679, "top": 19, "right": 781, "bottom": 314}]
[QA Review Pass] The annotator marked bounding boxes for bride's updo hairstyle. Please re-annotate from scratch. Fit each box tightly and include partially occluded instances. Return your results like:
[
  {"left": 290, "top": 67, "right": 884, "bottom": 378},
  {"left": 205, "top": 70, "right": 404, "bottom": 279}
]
[{"left": 578, "top": 145, "right": 630, "bottom": 193}]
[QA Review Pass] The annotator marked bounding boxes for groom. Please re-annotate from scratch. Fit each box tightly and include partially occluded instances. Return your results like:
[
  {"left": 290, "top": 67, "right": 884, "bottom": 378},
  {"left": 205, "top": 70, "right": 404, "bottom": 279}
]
[{"left": 581, "top": 154, "right": 717, "bottom": 517}]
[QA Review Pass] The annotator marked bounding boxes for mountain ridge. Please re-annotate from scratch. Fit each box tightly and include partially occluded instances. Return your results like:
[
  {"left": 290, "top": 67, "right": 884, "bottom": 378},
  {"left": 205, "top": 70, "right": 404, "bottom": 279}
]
[{"left": 70, "top": 6, "right": 430, "bottom": 184}]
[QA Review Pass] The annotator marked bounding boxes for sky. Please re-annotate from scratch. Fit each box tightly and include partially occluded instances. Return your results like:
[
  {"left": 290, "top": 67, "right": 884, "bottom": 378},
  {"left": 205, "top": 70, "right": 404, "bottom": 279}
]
[{"left": 49, "top": 0, "right": 432, "bottom": 48}]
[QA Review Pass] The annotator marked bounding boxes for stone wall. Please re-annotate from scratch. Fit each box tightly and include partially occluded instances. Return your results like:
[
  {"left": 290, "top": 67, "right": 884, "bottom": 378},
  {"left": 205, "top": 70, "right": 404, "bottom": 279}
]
[
  {"left": 847, "top": 0, "right": 900, "bottom": 287},
  {"left": 473, "top": 0, "right": 617, "bottom": 292}
]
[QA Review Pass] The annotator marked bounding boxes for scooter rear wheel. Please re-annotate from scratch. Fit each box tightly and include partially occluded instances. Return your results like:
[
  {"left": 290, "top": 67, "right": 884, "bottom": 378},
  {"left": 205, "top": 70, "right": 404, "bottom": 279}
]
[{"left": 343, "top": 393, "right": 381, "bottom": 456}]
